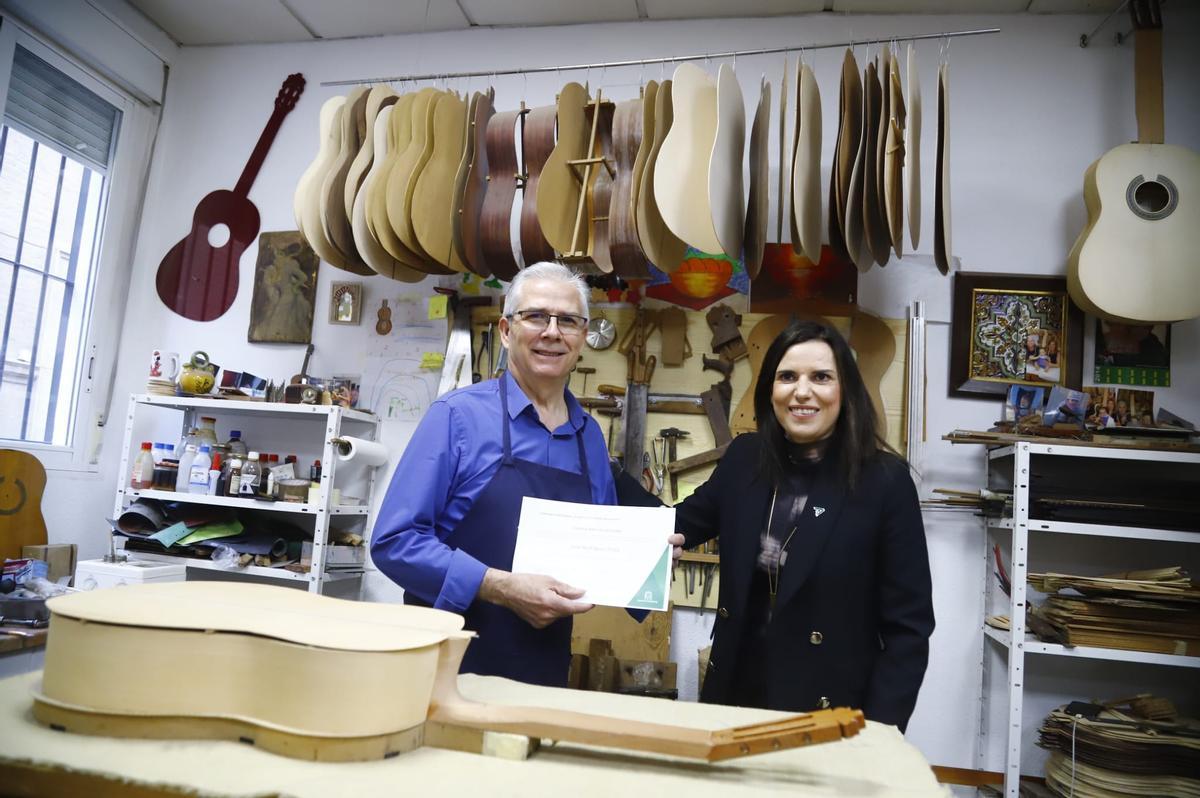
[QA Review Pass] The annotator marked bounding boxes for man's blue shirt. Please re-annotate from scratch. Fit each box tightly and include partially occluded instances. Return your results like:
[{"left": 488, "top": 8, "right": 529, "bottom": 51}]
[{"left": 370, "top": 371, "right": 617, "bottom": 612}]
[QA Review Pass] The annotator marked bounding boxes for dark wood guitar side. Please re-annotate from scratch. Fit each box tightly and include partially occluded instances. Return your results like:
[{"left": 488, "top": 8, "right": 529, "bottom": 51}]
[
  {"left": 583, "top": 99, "right": 616, "bottom": 274},
  {"left": 520, "top": 104, "right": 558, "bottom": 266},
  {"left": 608, "top": 96, "right": 652, "bottom": 278},
  {"left": 458, "top": 89, "right": 495, "bottom": 277},
  {"left": 156, "top": 74, "right": 304, "bottom": 321},
  {"left": 479, "top": 110, "right": 521, "bottom": 281}
]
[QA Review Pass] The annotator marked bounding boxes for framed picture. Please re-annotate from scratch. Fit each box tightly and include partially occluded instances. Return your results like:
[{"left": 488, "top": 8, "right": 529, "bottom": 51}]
[
  {"left": 950, "top": 273, "right": 1084, "bottom": 398},
  {"left": 247, "top": 231, "right": 319, "bottom": 343},
  {"left": 329, "top": 282, "right": 363, "bottom": 325}
]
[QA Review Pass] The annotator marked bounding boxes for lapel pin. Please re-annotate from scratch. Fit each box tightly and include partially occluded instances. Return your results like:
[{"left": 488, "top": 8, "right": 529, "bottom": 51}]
[{"left": 814, "top": 506, "right": 826, "bottom": 517}]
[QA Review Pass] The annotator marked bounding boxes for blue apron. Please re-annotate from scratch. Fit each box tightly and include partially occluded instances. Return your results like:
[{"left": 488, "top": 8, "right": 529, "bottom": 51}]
[{"left": 406, "top": 375, "right": 592, "bottom": 687}]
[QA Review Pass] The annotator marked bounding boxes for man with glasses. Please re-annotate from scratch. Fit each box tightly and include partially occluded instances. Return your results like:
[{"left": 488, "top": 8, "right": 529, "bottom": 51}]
[{"left": 371, "top": 262, "right": 619, "bottom": 687}]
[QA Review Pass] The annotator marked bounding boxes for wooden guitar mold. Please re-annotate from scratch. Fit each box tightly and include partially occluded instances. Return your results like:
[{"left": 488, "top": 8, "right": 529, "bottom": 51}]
[
  {"left": 743, "top": 77, "right": 771, "bottom": 279},
  {"left": 520, "top": 103, "right": 558, "bottom": 266},
  {"left": 34, "top": 583, "right": 865, "bottom": 763},
  {"left": 709, "top": 64, "right": 745, "bottom": 260},
  {"left": 386, "top": 88, "right": 452, "bottom": 273},
  {"left": 344, "top": 87, "right": 397, "bottom": 227},
  {"left": 793, "top": 63, "right": 822, "bottom": 264},
  {"left": 905, "top": 44, "right": 922, "bottom": 251},
  {"left": 294, "top": 96, "right": 342, "bottom": 240},
  {"left": 157, "top": 74, "right": 305, "bottom": 321},
  {"left": 456, "top": 89, "right": 495, "bottom": 276},
  {"left": 1068, "top": 0, "right": 1199, "bottom": 322},
  {"left": 480, "top": 109, "right": 522, "bottom": 280},
  {"left": 537, "top": 83, "right": 592, "bottom": 257},
  {"left": 352, "top": 106, "right": 424, "bottom": 282},
  {"left": 655, "top": 64, "right": 722, "bottom": 254},
  {"left": 319, "top": 86, "right": 373, "bottom": 274},
  {"left": 297, "top": 99, "right": 359, "bottom": 273},
  {"left": 636, "top": 80, "right": 687, "bottom": 273},
  {"left": 412, "top": 90, "right": 469, "bottom": 272},
  {"left": 608, "top": 94, "right": 652, "bottom": 279},
  {"left": 367, "top": 92, "right": 428, "bottom": 271}
]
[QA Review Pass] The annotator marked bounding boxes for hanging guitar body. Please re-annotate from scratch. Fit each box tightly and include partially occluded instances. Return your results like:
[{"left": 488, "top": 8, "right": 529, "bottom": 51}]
[
  {"left": 480, "top": 110, "right": 522, "bottom": 280},
  {"left": 1068, "top": 0, "right": 1199, "bottom": 322},
  {"left": 520, "top": 104, "right": 558, "bottom": 266},
  {"left": 157, "top": 74, "right": 304, "bottom": 321}
]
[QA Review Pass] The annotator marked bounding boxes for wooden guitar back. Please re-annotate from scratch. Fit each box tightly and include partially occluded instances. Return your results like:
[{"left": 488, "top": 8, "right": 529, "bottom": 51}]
[
  {"left": 456, "top": 89, "right": 495, "bottom": 276},
  {"left": 581, "top": 98, "right": 615, "bottom": 273},
  {"left": 367, "top": 92, "right": 425, "bottom": 270},
  {"left": 320, "top": 87, "right": 373, "bottom": 275},
  {"left": 793, "top": 63, "right": 822, "bottom": 264},
  {"left": 520, "top": 104, "right": 558, "bottom": 265},
  {"left": 537, "top": 82, "right": 592, "bottom": 257},
  {"left": 830, "top": 50, "right": 862, "bottom": 265},
  {"left": 861, "top": 60, "right": 890, "bottom": 268},
  {"left": 298, "top": 101, "right": 356, "bottom": 271},
  {"left": 628, "top": 81, "right": 658, "bottom": 242},
  {"left": 709, "top": 64, "right": 745, "bottom": 260},
  {"left": 345, "top": 86, "right": 397, "bottom": 224},
  {"left": 637, "top": 80, "right": 687, "bottom": 273},
  {"left": 743, "top": 77, "right": 771, "bottom": 279},
  {"left": 0, "top": 449, "right": 47, "bottom": 560},
  {"left": 480, "top": 109, "right": 522, "bottom": 280},
  {"left": 385, "top": 88, "right": 445, "bottom": 270},
  {"left": 933, "top": 64, "right": 951, "bottom": 275},
  {"left": 655, "top": 64, "right": 721, "bottom": 254},
  {"left": 609, "top": 94, "right": 652, "bottom": 278},
  {"left": 353, "top": 106, "right": 425, "bottom": 282},
  {"left": 412, "top": 91, "right": 469, "bottom": 272},
  {"left": 906, "top": 44, "right": 922, "bottom": 251},
  {"left": 884, "top": 52, "right": 906, "bottom": 258}
]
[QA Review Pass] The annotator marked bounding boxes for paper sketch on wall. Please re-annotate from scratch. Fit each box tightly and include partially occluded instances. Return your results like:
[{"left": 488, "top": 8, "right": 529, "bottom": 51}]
[
  {"left": 360, "top": 295, "right": 448, "bottom": 421},
  {"left": 247, "top": 232, "right": 319, "bottom": 344}
]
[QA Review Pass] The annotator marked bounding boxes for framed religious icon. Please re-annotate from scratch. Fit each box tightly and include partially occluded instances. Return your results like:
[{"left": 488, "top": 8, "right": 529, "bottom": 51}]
[
  {"left": 950, "top": 273, "right": 1084, "bottom": 398},
  {"left": 329, "top": 282, "right": 363, "bottom": 325}
]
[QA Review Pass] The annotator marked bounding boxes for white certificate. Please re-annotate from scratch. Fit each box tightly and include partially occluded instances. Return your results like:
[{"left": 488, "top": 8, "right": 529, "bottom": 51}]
[{"left": 512, "top": 497, "right": 675, "bottom": 612}]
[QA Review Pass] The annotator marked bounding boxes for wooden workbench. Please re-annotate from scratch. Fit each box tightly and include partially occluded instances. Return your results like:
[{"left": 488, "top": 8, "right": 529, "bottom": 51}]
[{"left": 1, "top": 670, "right": 948, "bottom": 797}]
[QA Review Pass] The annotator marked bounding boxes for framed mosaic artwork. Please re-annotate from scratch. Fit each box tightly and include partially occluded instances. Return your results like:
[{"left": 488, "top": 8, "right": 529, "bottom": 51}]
[{"left": 950, "top": 273, "right": 1084, "bottom": 398}]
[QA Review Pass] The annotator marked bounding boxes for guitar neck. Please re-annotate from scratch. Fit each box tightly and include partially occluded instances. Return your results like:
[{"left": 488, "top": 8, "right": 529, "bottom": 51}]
[
  {"left": 235, "top": 106, "right": 291, "bottom": 197},
  {"left": 1133, "top": 18, "right": 1164, "bottom": 144}
]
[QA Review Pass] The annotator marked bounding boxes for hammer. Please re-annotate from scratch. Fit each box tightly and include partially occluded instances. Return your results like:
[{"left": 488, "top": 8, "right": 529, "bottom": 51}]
[{"left": 659, "top": 427, "right": 690, "bottom": 500}]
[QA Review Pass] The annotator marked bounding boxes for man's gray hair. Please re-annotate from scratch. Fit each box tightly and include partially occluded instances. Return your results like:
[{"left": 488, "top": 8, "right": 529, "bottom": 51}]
[{"left": 502, "top": 261, "right": 590, "bottom": 320}]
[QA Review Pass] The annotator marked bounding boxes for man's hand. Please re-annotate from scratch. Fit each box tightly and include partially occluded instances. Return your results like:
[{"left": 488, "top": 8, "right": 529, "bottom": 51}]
[
  {"left": 668, "top": 533, "right": 686, "bottom": 561},
  {"left": 479, "top": 569, "right": 593, "bottom": 629}
]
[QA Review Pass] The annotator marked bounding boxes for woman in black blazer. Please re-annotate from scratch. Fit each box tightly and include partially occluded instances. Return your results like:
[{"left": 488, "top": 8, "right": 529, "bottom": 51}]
[{"left": 670, "top": 320, "right": 934, "bottom": 731}]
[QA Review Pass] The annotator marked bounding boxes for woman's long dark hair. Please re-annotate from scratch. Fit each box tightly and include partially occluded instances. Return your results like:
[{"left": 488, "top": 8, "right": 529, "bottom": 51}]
[{"left": 753, "top": 319, "right": 898, "bottom": 490}]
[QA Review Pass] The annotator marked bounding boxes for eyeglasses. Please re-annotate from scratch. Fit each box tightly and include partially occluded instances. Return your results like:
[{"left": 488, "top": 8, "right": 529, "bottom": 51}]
[{"left": 508, "top": 309, "right": 588, "bottom": 335}]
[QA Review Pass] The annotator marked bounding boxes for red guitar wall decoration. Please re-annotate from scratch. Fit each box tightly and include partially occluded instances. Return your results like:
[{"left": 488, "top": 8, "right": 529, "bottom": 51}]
[{"left": 156, "top": 74, "right": 305, "bottom": 321}]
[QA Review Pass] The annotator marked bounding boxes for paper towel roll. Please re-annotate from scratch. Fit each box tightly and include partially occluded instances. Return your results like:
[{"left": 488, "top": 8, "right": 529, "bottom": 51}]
[{"left": 333, "top": 436, "right": 388, "bottom": 467}]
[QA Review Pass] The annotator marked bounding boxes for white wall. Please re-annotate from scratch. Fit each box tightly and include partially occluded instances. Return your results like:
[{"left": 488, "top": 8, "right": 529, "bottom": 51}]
[{"left": 39, "top": 7, "right": 1200, "bottom": 774}]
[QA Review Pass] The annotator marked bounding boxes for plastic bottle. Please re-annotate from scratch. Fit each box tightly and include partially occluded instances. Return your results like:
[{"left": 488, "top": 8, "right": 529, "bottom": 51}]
[
  {"left": 188, "top": 445, "right": 212, "bottom": 494},
  {"left": 195, "top": 416, "right": 219, "bottom": 449},
  {"left": 208, "top": 454, "right": 222, "bottom": 495},
  {"left": 239, "top": 452, "right": 262, "bottom": 497},
  {"left": 265, "top": 455, "right": 278, "bottom": 498},
  {"left": 175, "top": 444, "right": 198, "bottom": 492},
  {"left": 225, "top": 430, "right": 248, "bottom": 460},
  {"left": 151, "top": 443, "right": 165, "bottom": 465},
  {"left": 227, "top": 458, "right": 243, "bottom": 497},
  {"left": 130, "top": 442, "right": 155, "bottom": 489},
  {"left": 178, "top": 428, "right": 200, "bottom": 460},
  {"left": 310, "top": 459, "right": 322, "bottom": 482}
]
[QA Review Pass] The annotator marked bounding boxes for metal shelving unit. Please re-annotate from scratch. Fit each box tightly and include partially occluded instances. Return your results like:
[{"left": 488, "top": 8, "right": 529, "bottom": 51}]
[
  {"left": 113, "top": 394, "right": 381, "bottom": 594},
  {"left": 980, "top": 441, "right": 1200, "bottom": 797}
]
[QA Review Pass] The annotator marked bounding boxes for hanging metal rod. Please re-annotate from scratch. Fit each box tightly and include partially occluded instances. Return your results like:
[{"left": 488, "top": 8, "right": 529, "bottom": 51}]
[
  {"left": 1079, "top": 0, "right": 1130, "bottom": 47},
  {"left": 320, "top": 26, "right": 1000, "bottom": 87}
]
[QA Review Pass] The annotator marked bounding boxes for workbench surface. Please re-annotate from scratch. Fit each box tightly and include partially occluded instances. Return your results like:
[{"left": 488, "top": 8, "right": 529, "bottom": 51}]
[{"left": 1, "top": 670, "right": 948, "bottom": 797}]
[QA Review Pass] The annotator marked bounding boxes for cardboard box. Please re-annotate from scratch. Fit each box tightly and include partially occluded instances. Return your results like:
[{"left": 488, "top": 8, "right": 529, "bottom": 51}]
[{"left": 21, "top": 544, "right": 77, "bottom": 585}]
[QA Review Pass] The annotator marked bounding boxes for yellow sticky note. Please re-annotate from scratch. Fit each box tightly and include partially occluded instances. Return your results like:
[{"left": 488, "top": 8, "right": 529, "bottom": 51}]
[
  {"left": 428, "top": 294, "right": 448, "bottom": 319},
  {"left": 420, "top": 352, "right": 445, "bottom": 370}
]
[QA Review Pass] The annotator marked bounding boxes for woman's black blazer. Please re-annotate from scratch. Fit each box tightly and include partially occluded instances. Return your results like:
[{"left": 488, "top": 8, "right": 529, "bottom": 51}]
[{"left": 674, "top": 433, "right": 934, "bottom": 731}]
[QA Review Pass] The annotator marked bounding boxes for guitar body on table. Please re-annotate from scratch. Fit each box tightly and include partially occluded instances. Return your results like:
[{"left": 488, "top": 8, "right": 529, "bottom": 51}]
[
  {"left": 1068, "top": 0, "right": 1199, "bottom": 322},
  {"left": 157, "top": 74, "right": 304, "bottom": 321}
]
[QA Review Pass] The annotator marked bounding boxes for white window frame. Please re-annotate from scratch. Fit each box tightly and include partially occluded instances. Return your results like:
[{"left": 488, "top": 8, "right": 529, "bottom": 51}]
[{"left": 0, "top": 17, "right": 158, "bottom": 472}]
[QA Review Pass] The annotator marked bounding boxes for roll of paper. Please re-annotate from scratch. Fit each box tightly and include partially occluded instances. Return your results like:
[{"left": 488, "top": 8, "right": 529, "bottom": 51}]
[{"left": 334, "top": 436, "right": 388, "bottom": 467}]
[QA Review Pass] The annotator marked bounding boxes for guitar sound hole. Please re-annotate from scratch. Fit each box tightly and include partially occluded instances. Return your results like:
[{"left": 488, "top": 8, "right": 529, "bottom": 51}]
[
  {"left": 1134, "top": 181, "right": 1169, "bottom": 214},
  {"left": 1125, "top": 174, "right": 1177, "bottom": 221},
  {"left": 208, "top": 223, "right": 231, "bottom": 248}
]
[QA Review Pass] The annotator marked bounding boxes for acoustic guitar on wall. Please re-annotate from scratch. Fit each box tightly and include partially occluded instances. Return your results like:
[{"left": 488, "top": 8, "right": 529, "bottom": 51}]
[
  {"left": 157, "top": 74, "right": 304, "bottom": 321},
  {"left": 1068, "top": 0, "right": 1200, "bottom": 323}
]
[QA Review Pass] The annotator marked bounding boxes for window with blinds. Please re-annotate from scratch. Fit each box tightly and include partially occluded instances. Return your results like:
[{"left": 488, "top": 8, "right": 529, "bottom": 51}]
[{"left": 0, "top": 43, "right": 122, "bottom": 446}]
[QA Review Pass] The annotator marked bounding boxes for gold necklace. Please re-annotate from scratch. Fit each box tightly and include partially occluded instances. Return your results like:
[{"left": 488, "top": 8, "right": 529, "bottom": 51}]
[{"left": 764, "top": 488, "right": 798, "bottom": 608}]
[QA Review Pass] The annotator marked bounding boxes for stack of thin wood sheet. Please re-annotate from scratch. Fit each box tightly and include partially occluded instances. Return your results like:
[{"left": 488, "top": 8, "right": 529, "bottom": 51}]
[
  {"left": 1037, "top": 698, "right": 1200, "bottom": 798},
  {"left": 1027, "top": 568, "right": 1200, "bottom": 656}
]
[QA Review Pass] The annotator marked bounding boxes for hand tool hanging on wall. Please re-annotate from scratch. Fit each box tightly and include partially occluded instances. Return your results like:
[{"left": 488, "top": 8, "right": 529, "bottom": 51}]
[
  {"left": 621, "top": 310, "right": 656, "bottom": 479},
  {"left": 157, "top": 74, "right": 305, "bottom": 321},
  {"left": 705, "top": 304, "right": 747, "bottom": 363},
  {"left": 699, "top": 355, "right": 734, "bottom": 447},
  {"left": 660, "top": 426, "right": 690, "bottom": 500}
]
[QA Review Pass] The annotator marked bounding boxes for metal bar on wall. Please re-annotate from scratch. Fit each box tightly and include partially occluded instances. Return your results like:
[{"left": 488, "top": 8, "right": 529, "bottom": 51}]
[{"left": 320, "top": 27, "right": 999, "bottom": 87}]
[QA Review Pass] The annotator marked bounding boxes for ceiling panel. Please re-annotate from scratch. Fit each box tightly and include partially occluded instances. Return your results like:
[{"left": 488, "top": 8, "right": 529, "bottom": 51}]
[
  {"left": 457, "top": 0, "right": 638, "bottom": 27},
  {"left": 830, "top": 0, "right": 1028, "bottom": 11},
  {"left": 644, "top": 0, "right": 824, "bottom": 20},
  {"left": 1026, "top": 0, "right": 1124, "bottom": 12},
  {"left": 287, "top": 0, "right": 470, "bottom": 38},
  {"left": 127, "top": 0, "right": 311, "bottom": 45}
]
